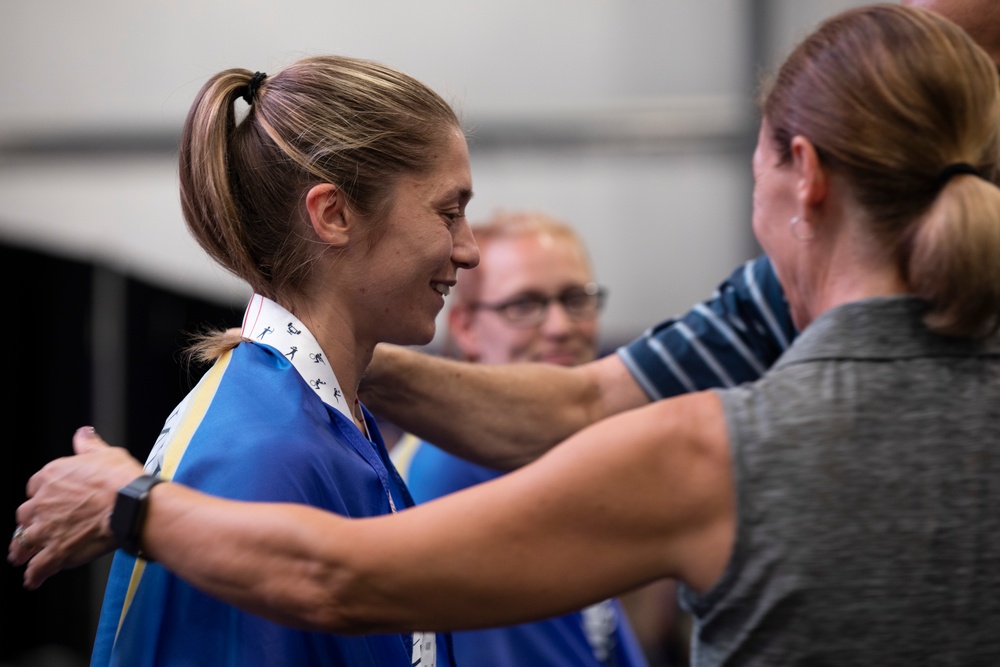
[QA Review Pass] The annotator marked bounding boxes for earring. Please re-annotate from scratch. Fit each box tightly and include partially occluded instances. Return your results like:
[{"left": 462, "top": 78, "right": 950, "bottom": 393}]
[{"left": 790, "top": 215, "right": 814, "bottom": 242}]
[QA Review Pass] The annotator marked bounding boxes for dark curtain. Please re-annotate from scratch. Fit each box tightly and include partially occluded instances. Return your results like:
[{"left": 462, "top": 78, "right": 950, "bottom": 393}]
[{"left": 1, "top": 241, "right": 241, "bottom": 666}]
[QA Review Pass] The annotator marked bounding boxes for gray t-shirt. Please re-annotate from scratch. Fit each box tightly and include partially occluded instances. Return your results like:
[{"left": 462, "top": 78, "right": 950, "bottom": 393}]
[{"left": 683, "top": 296, "right": 1000, "bottom": 666}]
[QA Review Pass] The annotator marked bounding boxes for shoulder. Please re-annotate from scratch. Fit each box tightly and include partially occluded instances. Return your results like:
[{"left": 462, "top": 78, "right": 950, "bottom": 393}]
[
  {"left": 628, "top": 392, "right": 735, "bottom": 587},
  {"left": 552, "top": 390, "right": 734, "bottom": 588}
]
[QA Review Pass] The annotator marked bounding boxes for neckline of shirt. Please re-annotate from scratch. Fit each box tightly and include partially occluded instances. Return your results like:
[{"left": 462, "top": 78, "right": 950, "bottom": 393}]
[{"left": 241, "top": 294, "right": 363, "bottom": 431}]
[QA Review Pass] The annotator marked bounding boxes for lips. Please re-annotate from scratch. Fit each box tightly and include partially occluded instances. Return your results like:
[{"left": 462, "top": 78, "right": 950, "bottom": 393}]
[{"left": 536, "top": 351, "right": 586, "bottom": 367}]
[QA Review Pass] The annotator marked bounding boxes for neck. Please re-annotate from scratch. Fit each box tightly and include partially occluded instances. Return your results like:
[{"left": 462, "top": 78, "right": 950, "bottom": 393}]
[
  {"left": 286, "top": 297, "right": 373, "bottom": 431},
  {"left": 791, "top": 218, "right": 908, "bottom": 331}
]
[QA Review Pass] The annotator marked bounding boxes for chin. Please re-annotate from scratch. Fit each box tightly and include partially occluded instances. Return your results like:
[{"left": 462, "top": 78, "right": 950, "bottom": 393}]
[{"left": 391, "top": 324, "right": 436, "bottom": 347}]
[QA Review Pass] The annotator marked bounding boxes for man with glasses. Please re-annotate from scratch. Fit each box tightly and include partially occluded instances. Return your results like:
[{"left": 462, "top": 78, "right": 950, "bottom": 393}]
[{"left": 392, "top": 210, "right": 661, "bottom": 667}]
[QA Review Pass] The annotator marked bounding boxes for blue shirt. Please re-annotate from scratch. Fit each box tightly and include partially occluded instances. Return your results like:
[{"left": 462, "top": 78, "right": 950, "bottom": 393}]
[
  {"left": 404, "top": 442, "right": 650, "bottom": 667},
  {"left": 92, "top": 297, "right": 454, "bottom": 667}
]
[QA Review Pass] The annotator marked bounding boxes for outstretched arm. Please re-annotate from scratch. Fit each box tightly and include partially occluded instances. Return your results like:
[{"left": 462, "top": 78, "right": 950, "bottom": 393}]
[
  {"left": 361, "top": 348, "right": 646, "bottom": 470},
  {"left": 362, "top": 255, "right": 794, "bottom": 468},
  {"left": 13, "top": 396, "right": 734, "bottom": 633}
]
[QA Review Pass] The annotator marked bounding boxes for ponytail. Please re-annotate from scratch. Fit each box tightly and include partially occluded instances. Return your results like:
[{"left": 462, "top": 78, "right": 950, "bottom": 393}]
[
  {"left": 908, "top": 173, "right": 1000, "bottom": 338},
  {"left": 178, "top": 70, "right": 263, "bottom": 290}
]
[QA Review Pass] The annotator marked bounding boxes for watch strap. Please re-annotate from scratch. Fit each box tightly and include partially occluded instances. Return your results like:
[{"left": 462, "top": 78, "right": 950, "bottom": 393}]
[{"left": 110, "top": 474, "right": 164, "bottom": 558}]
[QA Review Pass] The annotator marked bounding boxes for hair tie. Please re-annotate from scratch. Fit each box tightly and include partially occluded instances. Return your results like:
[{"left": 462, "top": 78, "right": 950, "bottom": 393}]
[
  {"left": 242, "top": 71, "right": 267, "bottom": 105},
  {"left": 937, "top": 162, "right": 981, "bottom": 188}
]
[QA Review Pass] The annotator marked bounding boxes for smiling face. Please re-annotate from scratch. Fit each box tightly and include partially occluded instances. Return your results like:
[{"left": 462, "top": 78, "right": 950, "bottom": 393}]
[
  {"left": 352, "top": 127, "right": 479, "bottom": 346},
  {"left": 449, "top": 229, "right": 600, "bottom": 366}
]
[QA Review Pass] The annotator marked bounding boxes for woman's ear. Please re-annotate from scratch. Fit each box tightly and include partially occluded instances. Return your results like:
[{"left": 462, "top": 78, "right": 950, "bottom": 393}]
[
  {"left": 789, "top": 135, "right": 828, "bottom": 213},
  {"left": 305, "top": 183, "right": 350, "bottom": 247}
]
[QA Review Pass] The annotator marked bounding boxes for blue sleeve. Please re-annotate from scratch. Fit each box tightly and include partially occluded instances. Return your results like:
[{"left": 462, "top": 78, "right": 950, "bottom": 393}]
[
  {"left": 617, "top": 255, "right": 796, "bottom": 399},
  {"left": 407, "top": 441, "right": 502, "bottom": 504}
]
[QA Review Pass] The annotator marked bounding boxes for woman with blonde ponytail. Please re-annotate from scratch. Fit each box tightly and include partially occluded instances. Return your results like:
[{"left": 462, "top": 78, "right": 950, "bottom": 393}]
[
  {"left": 40, "top": 56, "right": 477, "bottom": 667},
  {"left": 14, "top": 5, "right": 1000, "bottom": 666}
]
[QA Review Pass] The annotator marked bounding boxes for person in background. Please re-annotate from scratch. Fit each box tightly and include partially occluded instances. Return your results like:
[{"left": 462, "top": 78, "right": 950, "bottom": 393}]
[
  {"left": 351, "top": 0, "right": 1000, "bottom": 476},
  {"left": 394, "top": 209, "right": 678, "bottom": 667},
  {"left": 65, "top": 55, "right": 479, "bottom": 667}
]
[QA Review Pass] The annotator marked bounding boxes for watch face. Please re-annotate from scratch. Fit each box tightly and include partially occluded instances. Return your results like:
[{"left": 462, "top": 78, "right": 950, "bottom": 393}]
[{"left": 111, "top": 475, "right": 162, "bottom": 556}]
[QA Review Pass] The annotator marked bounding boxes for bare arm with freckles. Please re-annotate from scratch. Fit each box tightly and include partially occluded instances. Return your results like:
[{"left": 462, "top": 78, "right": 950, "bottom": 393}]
[
  {"left": 13, "top": 394, "right": 734, "bottom": 632},
  {"left": 361, "top": 345, "right": 649, "bottom": 470}
]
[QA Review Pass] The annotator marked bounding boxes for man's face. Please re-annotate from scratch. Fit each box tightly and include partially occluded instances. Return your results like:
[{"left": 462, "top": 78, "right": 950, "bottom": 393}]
[{"left": 449, "top": 232, "right": 600, "bottom": 366}]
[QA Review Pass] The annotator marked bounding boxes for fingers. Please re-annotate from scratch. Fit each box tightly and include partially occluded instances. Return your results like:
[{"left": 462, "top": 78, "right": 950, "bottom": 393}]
[
  {"left": 10, "top": 427, "right": 137, "bottom": 589},
  {"left": 8, "top": 523, "right": 32, "bottom": 565},
  {"left": 22, "top": 424, "right": 105, "bottom": 499},
  {"left": 9, "top": 507, "right": 117, "bottom": 589},
  {"left": 73, "top": 425, "right": 108, "bottom": 454},
  {"left": 25, "top": 458, "right": 59, "bottom": 499},
  {"left": 8, "top": 521, "right": 42, "bottom": 571},
  {"left": 22, "top": 547, "right": 57, "bottom": 590},
  {"left": 11, "top": 426, "right": 121, "bottom": 589},
  {"left": 11, "top": 497, "right": 40, "bottom": 564}
]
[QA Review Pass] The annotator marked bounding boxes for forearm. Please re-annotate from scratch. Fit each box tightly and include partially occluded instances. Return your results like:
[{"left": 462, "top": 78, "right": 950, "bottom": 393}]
[
  {"left": 144, "top": 393, "right": 724, "bottom": 635},
  {"left": 42, "top": 393, "right": 731, "bottom": 637},
  {"left": 361, "top": 344, "right": 647, "bottom": 469},
  {"left": 140, "top": 484, "right": 366, "bottom": 632},
  {"left": 138, "top": 483, "right": 598, "bottom": 634}
]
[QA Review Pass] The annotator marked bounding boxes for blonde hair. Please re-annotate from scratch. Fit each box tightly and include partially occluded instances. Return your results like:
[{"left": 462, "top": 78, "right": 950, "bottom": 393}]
[
  {"left": 762, "top": 4, "right": 1000, "bottom": 337},
  {"left": 178, "top": 55, "right": 460, "bottom": 361}
]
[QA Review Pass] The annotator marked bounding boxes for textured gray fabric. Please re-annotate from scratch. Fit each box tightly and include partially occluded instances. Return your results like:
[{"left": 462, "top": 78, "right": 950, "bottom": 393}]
[{"left": 682, "top": 296, "right": 1000, "bottom": 666}]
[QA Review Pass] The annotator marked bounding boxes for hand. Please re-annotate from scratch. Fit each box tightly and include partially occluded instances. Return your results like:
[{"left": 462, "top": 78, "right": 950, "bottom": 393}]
[{"left": 9, "top": 427, "right": 145, "bottom": 589}]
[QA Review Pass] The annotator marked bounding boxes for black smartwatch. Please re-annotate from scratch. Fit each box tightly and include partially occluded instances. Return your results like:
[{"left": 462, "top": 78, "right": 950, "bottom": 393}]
[{"left": 110, "top": 474, "right": 164, "bottom": 558}]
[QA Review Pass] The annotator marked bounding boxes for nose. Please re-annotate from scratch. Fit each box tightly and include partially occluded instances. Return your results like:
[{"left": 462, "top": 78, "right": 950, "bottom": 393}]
[
  {"left": 452, "top": 218, "right": 480, "bottom": 270},
  {"left": 539, "top": 300, "right": 575, "bottom": 336}
]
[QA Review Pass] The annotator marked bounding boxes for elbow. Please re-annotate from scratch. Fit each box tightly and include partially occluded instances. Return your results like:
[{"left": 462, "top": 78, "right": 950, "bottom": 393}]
[
  {"left": 293, "top": 547, "right": 403, "bottom": 635},
  {"left": 290, "top": 558, "right": 376, "bottom": 634}
]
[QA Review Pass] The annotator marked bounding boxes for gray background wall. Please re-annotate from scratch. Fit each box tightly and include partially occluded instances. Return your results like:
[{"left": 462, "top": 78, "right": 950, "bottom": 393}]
[{"left": 1, "top": 0, "right": 866, "bottom": 345}]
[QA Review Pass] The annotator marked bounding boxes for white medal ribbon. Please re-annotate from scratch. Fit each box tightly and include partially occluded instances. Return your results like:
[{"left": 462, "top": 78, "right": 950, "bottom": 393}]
[{"left": 241, "top": 294, "right": 355, "bottom": 423}]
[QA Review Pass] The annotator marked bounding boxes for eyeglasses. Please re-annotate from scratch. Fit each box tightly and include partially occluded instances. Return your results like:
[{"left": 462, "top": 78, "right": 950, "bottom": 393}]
[{"left": 471, "top": 283, "right": 607, "bottom": 328}]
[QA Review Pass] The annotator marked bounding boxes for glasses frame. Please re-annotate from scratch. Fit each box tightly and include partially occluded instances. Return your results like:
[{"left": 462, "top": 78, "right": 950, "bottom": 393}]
[{"left": 470, "top": 282, "right": 607, "bottom": 329}]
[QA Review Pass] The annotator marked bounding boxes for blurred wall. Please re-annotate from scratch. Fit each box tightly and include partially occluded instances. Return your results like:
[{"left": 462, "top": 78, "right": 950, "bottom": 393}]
[{"left": 1, "top": 0, "right": 867, "bottom": 344}]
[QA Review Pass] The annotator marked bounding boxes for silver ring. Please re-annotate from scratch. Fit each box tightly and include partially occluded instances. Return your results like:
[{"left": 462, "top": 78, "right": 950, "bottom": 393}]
[{"left": 12, "top": 524, "right": 28, "bottom": 547}]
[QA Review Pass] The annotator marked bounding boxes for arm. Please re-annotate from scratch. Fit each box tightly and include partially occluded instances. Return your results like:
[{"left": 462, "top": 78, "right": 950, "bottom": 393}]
[
  {"left": 15, "top": 397, "right": 734, "bottom": 634},
  {"left": 362, "top": 255, "right": 794, "bottom": 467},
  {"left": 361, "top": 348, "right": 646, "bottom": 469}
]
